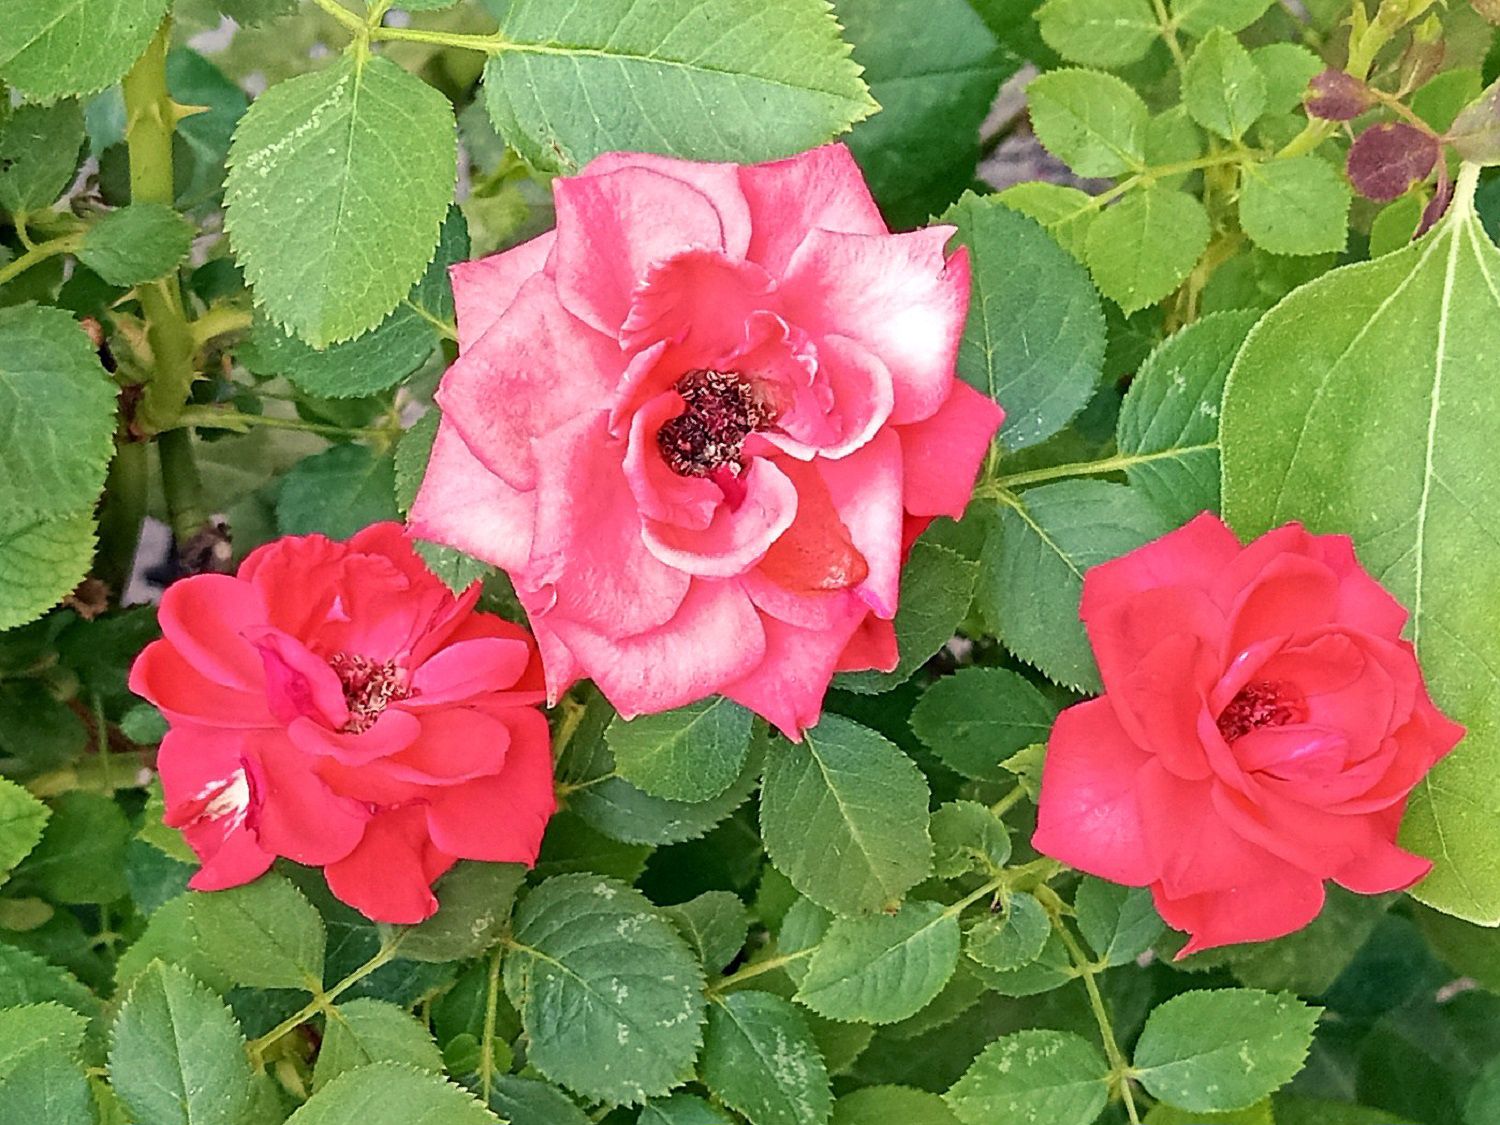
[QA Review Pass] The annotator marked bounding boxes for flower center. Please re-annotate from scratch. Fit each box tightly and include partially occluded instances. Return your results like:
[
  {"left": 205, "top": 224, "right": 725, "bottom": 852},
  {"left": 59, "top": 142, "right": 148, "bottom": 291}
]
[
  {"left": 656, "top": 369, "right": 777, "bottom": 478},
  {"left": 1216, "top": 680, "right": 1303, "bottom": 744},
  {"left": 328, "top": 652, "right": 410, "bottom": 733}
]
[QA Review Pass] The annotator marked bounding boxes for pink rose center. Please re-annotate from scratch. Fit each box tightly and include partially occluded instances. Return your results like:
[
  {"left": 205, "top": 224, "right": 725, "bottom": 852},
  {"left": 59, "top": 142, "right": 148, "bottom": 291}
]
[
  {"left": 656, "top": 368, "right": 779, "bottom": 478},
  {"left": 329, "top": 652, "right": 411, "bottom": 733},
  {"left": 1216, "top": 680, "right": 1305, "bottom": 744}
]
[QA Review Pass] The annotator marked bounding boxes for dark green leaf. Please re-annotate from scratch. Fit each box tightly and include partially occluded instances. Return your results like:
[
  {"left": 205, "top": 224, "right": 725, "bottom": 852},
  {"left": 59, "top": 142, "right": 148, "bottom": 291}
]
[
  {"left": 608, "top": 697, "right": 753, "bottom": 803},
  {"left": 276, "top": 444, "right": 400, "bottom": 540},
  {"left": 911, "top": 667, "right": 1058, "bottom": 782},
  {"left": 798, "top": 900, "right": 961, "bottom": 1025},
  {"left": 702, "top": 990, "right": 832, "bottom": 1125}
]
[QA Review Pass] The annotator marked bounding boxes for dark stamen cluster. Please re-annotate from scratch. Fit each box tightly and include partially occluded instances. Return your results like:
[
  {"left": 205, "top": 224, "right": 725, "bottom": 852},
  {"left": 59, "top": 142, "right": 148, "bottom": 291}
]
[
  {"left": 328, "top": 652, "right": 411, "bottom": 733},
  {"left": 1217, "top": 680, "right": 1301, "bottom": 744},
  {"left": 657, "top": 369, "right": 775, "bottom": 478}
]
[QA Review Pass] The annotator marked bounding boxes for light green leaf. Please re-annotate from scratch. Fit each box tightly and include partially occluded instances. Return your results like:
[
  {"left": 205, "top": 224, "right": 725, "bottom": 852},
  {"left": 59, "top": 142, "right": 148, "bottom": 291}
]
[
  {"left": 243, "top": 312, "right": 434, "bottom": 401},
  {"left": 77, "top": 203, "right": 193, "bottom": 286},
  {"left": 1132, "top": 989, "right": 1319, "bottom": 1112},
  {"left": 190, "top": 873, "right": 326, "bottom": 991},
  {"left": 108, "top": 962, "right": 252, "bottom": 1125},
  {"left": 483, "top": 0, "right": 876, "bottom": 173},
  {"left": 0, "top": 305, "right": 116, "bottom": 516},
  {"left": 0, "top": 102, "right": 84, "bottom": 215},
  {"left": 665, "top": 892, "right": 750, "bottom": 975},
  {"left": 836, "top": 0, "right": 1014, "bottom": 228},
  {"left": 1183, "top": 28, "right": 1267, "bottom": 140},
  {"left": 1274, "top": 1096, "right": 1404, "bottom": 1125},
  {"left": 0, "top": 1044, "right": 90, "bottom": 1124},
  {"left": 965, "top": 927, "right": 1074, "bottom": 996},
  {"left": 1037, "top": 0, "right": 1159, "bottom": 68},
  {"left": 942, "top": 194, "right": 1106, "bottom": 451},
  {"left": 1370, "top": 194, "right": 1425, "bottom": 258},
  {"left": 994, "top": 182, "right": 1096, "bottom": 259},
  {"left": 965, "top": 892, "right": 1050, "bottom": 971},
  {"left": 1238, "top": 156, "right": 1351, "bottom": 256},
  {"left": 1252, "top": 43, "right": 1322, "bottom": 115},
  {"left": 929, "top": 801, "right": 1011, "bottom": 879},
  {"left": 798, "top": 901, "right": 961, "bottom": 1025},
  {"left": 1147, "top": 1102, "right": 1273, "bottom": 1125},
  {"left": 702, "top": 990, "right": 832, "bottom": 1125},
  {"left": 18, "top": 791, "right": 128, "bottom": 904},
  {"left": 642, "top": 1092, "right": 735, "bottom": 1125},
  {"left": 980, "top": 481, "right": 1171, "bottom": 691},
  {"left": 0, "top": 0, "right": 171, "bottom": 102},
  {"left": 760, "top": 714, "right": 932, "bottom": 915},
  {"left": 945, "top": 1029, "right": 1110, "bottom": 1125},
  {"left": 911, "top": 667, "right": 1058, "bottom": 782},
  {"left": 1220, "top": 172, "right": 1500, "bottom": 922},
  {"left": 1145, "top": 105, "right": 1205, "bottom": 191},
  {"left": 114, "top": 895, "right": 234, "bottom": 995},
  {"left": 1116, "top": 309, "right": 1259, "bottom": 523},
  {"left": 395, "top": 862, "right": 526, "bottom": 963},
  {"left": 837, "top": 542, "right": 977, "bottom": 693},
  {"left": 225, "top": 54, "right": 456, "bottom": 346},
  {"left": 503, "top": 874, "right": 706, "bottom": 1105},
  {"left": 312, "top": 999, "right": 444, "bottom": 1091},
  {"left": 0, "top": 512, "right": 86, "bottom": 658},
  {"left": 1074, "top": 879, "right": 1163, "bottom": 966},
  {"left": 276, "top": 444, "right": 400, "bottom": 540},
  {"left": 0, "top": 778, "right": 49, "bottom": 882},
  {"left": 1468, "top": 1058, "right": 1500, "bottom": 1125},
  {"left": 0, "top": 1002, "right": 86, "bottom": 1070},
  {"left": 1169, "top": 0, "right": 1275, "bottom": 35},
  {"left": 286, "top": 1062, "right": 495, "bottom": 1125},
  {"left": 1086, "top": 188, "right": 1210, "bottom": 313},
  {"left": 834, "top": 1086, "right": 960, "bottom": 1125},
  {"left": 1026, "top": 69, "right": 1148, "bottom": 177},
  {"left": 608, "top": 696, "right": 753, "bottom": 802}
]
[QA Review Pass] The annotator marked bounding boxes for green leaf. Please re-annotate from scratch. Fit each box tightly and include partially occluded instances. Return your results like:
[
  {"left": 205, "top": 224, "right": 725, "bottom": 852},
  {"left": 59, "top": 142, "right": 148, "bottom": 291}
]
[
  {"left": 837, "top": 541, "right": 977, "bottom": 693},
  {"left": 1169, "top": 0, "right": 1274, "bottom": 35},
  {"left": 836, "top": 0, "right": 1013, "bottom": 227},
  {"left": 114, "top": 895, "right": 234, "bottom": 995},
  {"left": 1026, "top": 69, "right": 1149, "bottom": 177},
  {"left": 0, "top": 944, "right": 98, "bottom": 1018},
  {"left": 760, "top": 714, "right": 932, "bottom": 915},
  {"left": 1036, "top": 0, "right": 1160, "bottom": 68},
  {"left": 1145, "top": 105, "right": 1205, "bottom": 191},
  {"left": 487, "top": 1076, "right": 589, "bottom": 1125},
  {"left": 18, "top": 792, "right": 128, "bottom": 904},
  {"left": 312, "top": 999, "right": 444, "bottom": 1091},
  {"left": 929, "top": 801, "right": 1011, "bottom": 879},
  {"left": 980, "top": 481, "right": 1170, "bottom": 691},
  {"left": 642, "top": 1092, "right": 735, "bottom": 1125},
  {"left": 225, "top": 54, "right": 456, "bottom": 346},
  {"left": 243, "top": 312, "right": 434, "bottom": 401},
  {"left": 1274, "top": 1097, "right": 1404, "bottom": 1125},
  {"left": 277, "top": 444, "right": 400, "bottom": 540},
  {"left": 1086, "top": 188, "right": 1210, "bottom": 313},
  {"left": 0, "top": 778, "right": 49, "bottom": 881},
  {"left": 607, "top": 696, "right": 753, "bottom": 803},
  {"left": 1468, "top": 1056, "right": 1500, "bottom": 1125},
  {"left": 285, "top": 1062, "right": 495, "bottom": 1125},
  {"left": 942, "top": 194, "right": 1106, "bottom": 452},
  {"left": 1073, "top": 879, "right": 1163, "bottom": 966},
  {"left": 1132, "top": 988, "right": 1319, "bottom": 1112},
  {"left": 664, "top": 891, "right": 750, "bottom": 974},
  {"left": 702, "top": 990, "right": 832, "bottom": 1125},
  {"left": 1147, "top": 1102, "right": 1273, "bottom": 1125},
  {"left": 1183, "top": 28, "right": 1267, "bottom": 141},
  {"left": 0, "top": 1043, "right": 90, "bottom": 1124},
  {"left": 0, "top": 512, "right": 95, "bottom": 631},
  {"left": 945, "top": 1029, "right": 1110, "bottom": 1125},
  {"left": 0, "top": 305, "right": 116, "bottom": 515},
  {"left": 834, "top": 1086, "right": 961, "bottom": 1125},
  {"left": 503, "top": 874, "right": 706, "bottom": 1105},
  {"left": 1252, "top": 43, "right": 1322, "bottom": 116},
  {"left": 108, "top": 962, "right": 253, "bottom": 1125},
  {"left": 911, "top": 667, "right": 1058, "bottom": 782},
  {"left": 0, "top": 0, "right": 171, "bottom": 102},
  {"left": 190, "top": 873, "right": 326, "bottom": 991},
  {"left": 482, "top": 0, "right": 876, "bottom": 173},
  {"left": 76, "top": 203, "right": 193, "bottom": 286},
  {"left": 1238, "top": 156, "right": 1351, "bottom": 256},
  {"left": 798, "top": 900, "right": 960, "bottom": 1025},
  {"left": 994, "top": 181, "right": 1096, "bottom": 259},
  {"left": 1220, "top": 175, "right": 1500, "bottom": 922},
  {"left": 1116, "top": 309, "right": 1259, "bottom": 523},
  {"left": 0, "top": 102, "right": 84, "bottom": 215},
  {"left": 964, "top": 892, "right": 1051, "bottom": 971},
  {"left": 0, "top": 1002, "right": 86, "bottom": 1068},
  {"left": 395, "top": 862, "right": 525, "bottom": 962}
]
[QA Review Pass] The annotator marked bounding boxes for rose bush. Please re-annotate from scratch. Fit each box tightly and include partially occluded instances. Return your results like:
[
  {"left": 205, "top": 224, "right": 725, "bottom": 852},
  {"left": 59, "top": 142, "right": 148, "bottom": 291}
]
[{"left": 411, "top": 145, "right": 1002, "bottom": 736}]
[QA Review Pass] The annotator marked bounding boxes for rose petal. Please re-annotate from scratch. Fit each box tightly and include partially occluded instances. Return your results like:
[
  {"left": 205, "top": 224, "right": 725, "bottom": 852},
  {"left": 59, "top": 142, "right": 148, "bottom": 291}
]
[
  {"left": 1156, "top": 870, "right": 1326, "bottom": 957},
  {"left": 723, "top": 609, "right": 866, "bottom": 740},
  {"left": 157, "top": 574, "right": 267, "bottom": 691},
  {"left": 738, "top": 144, "right": 888, "bottom": 275},
  {"left": 424, "top": 708, "right": 555, "bottom": 862},
  {"left": 323, "top": 808, "right": 452, "bottom": 924},
  {"left": 816, "top": 428, "right": 903, "bottom": 618},
  {"left": 643, "top": 458, "right": 800, "bottom": 578},
  {"left": 129, "top": 639, "right": 274, "bottom": 729},
  {"left": 897, "top": 382, "right": 1004, "bottom": 519},
  {"left": 451, "top": 230, "right": 556, "bottom": 352},
  {"left": 410, "top": 636, "right": 534, "bottom": 703},
  {"left": 251, "top": 737, "right": 369, "bottom": 866},
  {"left": 408, "top": 417, "right": 538, "bottom": 573},
  {"left": 1081, "top": 512, "right": 1241, "bottom": 619}
]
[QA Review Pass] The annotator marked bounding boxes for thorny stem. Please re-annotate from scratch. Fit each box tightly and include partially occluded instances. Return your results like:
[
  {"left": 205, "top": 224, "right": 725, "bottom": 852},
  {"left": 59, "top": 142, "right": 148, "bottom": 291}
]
[
  {"left": 94, "top": 441, "right": 150, "bottom": 601},
  {"left": 157, "top": 429, "right": 210, "bottom": 545}
]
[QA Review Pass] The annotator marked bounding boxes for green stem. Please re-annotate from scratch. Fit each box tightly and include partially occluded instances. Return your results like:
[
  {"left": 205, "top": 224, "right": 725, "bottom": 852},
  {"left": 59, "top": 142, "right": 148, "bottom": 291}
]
[
  {"left": 176, "top": 405, "right": 393, "bottom": 441},
  {"left": 94, "top": 441, "right": 150, "bottom": 601},
  {"left": 0, "top": 234, "right": 80, "bottom": 288},
  {"left": 479, "top": 946, "right": 502, "bottom": 1098},
  {"left": 248, "top": 938, "right": 404, "bottom": 1064},
  {"left": 1056, "top": 919, "right": 1142, "bottom": 1125},
  {"left": 1150, "top": 0, "right": 1187, "bottom": 69},
  {"left": 371, "top": 24, "right": 506, "bottom": 50},
  {"left": 190, "top": 306, "right": 253, "bottom": 348},
  {"left": 706, "top": 949, "right": 815, "bottom": 996},
  {"left": 157, "top": 429, "right": 209, "bottom": 544},
  {"left": 990, "top": 785, "right": 1027, "bottom": 818},
  {"left": 987, "top": 444, "right": 1217, "bottom": 492},
  {"left": 312, "top": 0, "right": 366, "bottom": 34}
]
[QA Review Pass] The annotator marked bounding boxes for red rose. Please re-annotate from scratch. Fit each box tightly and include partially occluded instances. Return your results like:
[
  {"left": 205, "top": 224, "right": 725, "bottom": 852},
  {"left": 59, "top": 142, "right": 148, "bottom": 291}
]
[
  {"left": 1033, "top": 514, "right": 1464, "bottom": 955},
  {"left": 129, "top": 523, "right": 555, "bottom": 924}
]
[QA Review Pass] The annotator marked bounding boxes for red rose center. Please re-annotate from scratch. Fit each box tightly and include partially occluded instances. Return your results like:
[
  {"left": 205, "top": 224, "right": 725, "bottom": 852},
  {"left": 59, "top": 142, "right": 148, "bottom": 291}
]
[
  {"left": 1216, "top": 680, "right": 1304, "bottom": 744},
  {"left": 329, "top": 652, "right": 410, "bottom": 733},
  {"left": 656, "top": 369, "right": 778, "bottom": 478}
]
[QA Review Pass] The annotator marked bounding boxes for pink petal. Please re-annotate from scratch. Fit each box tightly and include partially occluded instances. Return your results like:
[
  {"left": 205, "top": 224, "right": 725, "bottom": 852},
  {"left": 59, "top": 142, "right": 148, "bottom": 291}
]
[
  {"left": 129, "top": 640, "right": 273, "bottom": 729},
  {"left": 578, "top": 151, "right": 753, "bottom": 261},
  {"left": 323, "top": 807, "right": 450, "bottom": 924},
  {"left": 1333, "top": 810, "right": 1432, "bottom": 894},
  {"left": 411, "top": 636, "right": 533, "bottom": 702},
  {"left": 722, "top": 610, "right": 865, "bottom": 739},
  {"left": 1157, "top": 869, "right": 1326, "bottom": 957},
  {"left": 897, "top": 382, "right": 1004, "bottom": 519},
  {"left": 1081, "top": 512, "right": 1241, "bottom": 620},
  {"left": 738, "top": 145, "right": 888, "bottom": 276},
  {"left": 816, "top": 429, "right": 903, "bottom": 619},
  {"left": 1032, "top": 698, "right": 1158, "bottom": 886},
  {"left": 286, "top": 709, "right": 422, "bottom": 767},
  {"left": 437, "top": 274, "right": 621, "bottom": 492},
  {"left": 408, "top": 417, "right": 538, "bottom": 572},
  {"left": 238, "top": 534, "right": 345, "bottom": 639},
  {"left": 643, "top": 458, "right": 799, "bottom": 579},
  {"left": 451, "top": 231, "right": 556, "bottom": 352},
  {"left": 835, "top": 613, "right": 897, "bottom": 673},
  {"left": 1310, "top": 532, "right": 1409, "bottom": 636},
  {"left": 1086, "top": 583, "right": 1223, "bottom": 707},
  {"left": 157, "top": 574, "right": 268, "bottom": 691},
  {"left": 1109, "top": 631, "right": 1217, "bottom": 782},
  {"left": 187, "top": 828, "right": 275, "bottom": 892},
  {"left": 1222, "top": 553, "right": 1340, "bottom": 660},
  {"left": 424, "top": 708, "right": 555, "bottom": 863},
  {"left": 622, "top": 391, "right": 722, "bottom": 529},
  {"left": 383, "top": 705, "right": 510, "bottom": 784},
  {"left": 791, "top": 333, "right": 896, "bottom": 461},
  {"left": 780, "top": 228, "right": 970, "bottom": 424},
  {"left": 246, "top": 627, "right": 350, "bottom": 729},
  {"left": 251, "top": 737, "right": 369, "bottom": 866},
  {"left": 620, "top": 249, "right": 774, "bottom": 363}
]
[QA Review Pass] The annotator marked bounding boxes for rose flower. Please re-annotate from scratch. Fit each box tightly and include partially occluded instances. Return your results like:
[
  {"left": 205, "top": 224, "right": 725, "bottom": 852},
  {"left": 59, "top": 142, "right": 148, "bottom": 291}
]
[
  {"left": 1033, "top": 514, "right": 1464, "bottom": 955},
  {"left": 129, "top": 523, "right": 555, "bottom": 924},
  {"left": 410, "top": 145, "right": 1002, "bottom": 738}
]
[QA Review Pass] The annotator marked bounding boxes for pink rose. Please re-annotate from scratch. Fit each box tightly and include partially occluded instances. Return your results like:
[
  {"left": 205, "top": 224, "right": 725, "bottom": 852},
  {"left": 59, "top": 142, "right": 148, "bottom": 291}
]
[
  {"left": 410, "top": 145, "right": 1002, "bottom": 737},
  {"left": 1033, "top": 514, "right": 1464, "bottom": 955},
  {"left": 129, "top": 523, "right": 556, "bottom": 924}
]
